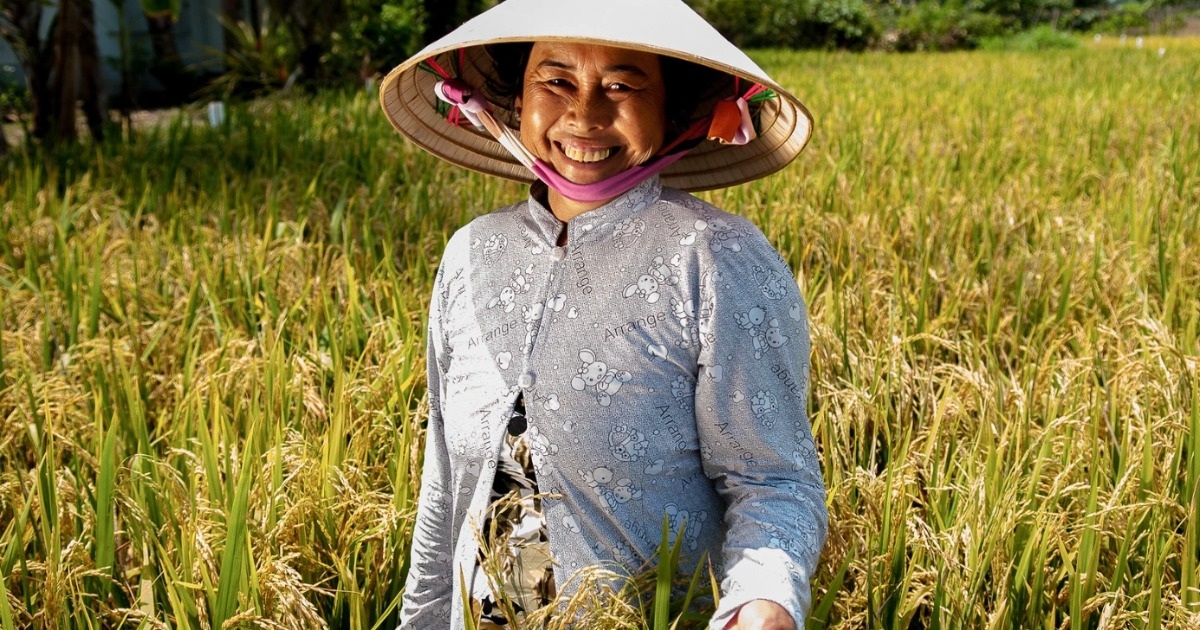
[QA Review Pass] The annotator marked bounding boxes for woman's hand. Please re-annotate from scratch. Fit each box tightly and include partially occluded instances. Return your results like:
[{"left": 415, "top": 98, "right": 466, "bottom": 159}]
[{"left": 724, "top": 599, "right": 795, "bottom": 630}]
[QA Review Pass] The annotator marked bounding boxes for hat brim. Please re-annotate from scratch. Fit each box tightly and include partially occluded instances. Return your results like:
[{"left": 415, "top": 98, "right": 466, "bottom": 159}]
[{"left": 379, "top": 0, "right": 813, "bottom": 191}]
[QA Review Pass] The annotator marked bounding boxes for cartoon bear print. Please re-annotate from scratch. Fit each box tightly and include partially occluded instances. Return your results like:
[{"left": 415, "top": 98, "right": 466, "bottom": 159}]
[
  {"left": 750, "top": 390, "right": 780, "bottom": 428},
  {"left": 486, "top": 264, "right": 535, "bottom": 312},
  {"left": 522, "top": 302, "right": 546, "bottom": 352},
  {"left": 649, "top": 254, "right": 683, "bottom": 287},
  {"left": 623, "top": 255, "right": 681, "bottom": 304},
  {"left": 623, "top": 273, "right": 660, "bottom": 303},
  {"left": 571, "top": 349, "right": 632, "bottom": 407},
  {"left": 481, "top": 233, "right": 508, "bottom": 265},
  {"left": 791, "top": 430, "right": 818, "bottom": 473},
  {"left": 609, "top": 423, "right": 649, "bottom": 462},
  {"left": 734, "top": 306, "right": 790, "bottom": 359},
  {"left": 682, "top": 216, "right": 744, "bottom": 253},
  {"left": 664, "top": 503, "right": 708, "bottom": 552},
  {"left": 671, "top": 375, "right": 694, "bottom": 411},
  {"left": 612, "top": 217, "right": 645, "bottom": 249},
  {"left": 752, "top": 264, "right": 789, "bottom": 301},
  {"left": 755, "top": 513, "right": 821, "bottom": 565},
  {"left": 526, "top": 425, "right": 560, "bottom": 469},
  {"left": 670, "top": 297, "right": 698, "bottom": 346},
  {"left": 581, "top": 466, "right": 643, "bottom": 510}
]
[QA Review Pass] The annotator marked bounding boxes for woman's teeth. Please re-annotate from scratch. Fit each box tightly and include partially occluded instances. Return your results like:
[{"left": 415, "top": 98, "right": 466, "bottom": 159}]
[{"left": 562, "top": 146, "right": 614, "bottom": 163}]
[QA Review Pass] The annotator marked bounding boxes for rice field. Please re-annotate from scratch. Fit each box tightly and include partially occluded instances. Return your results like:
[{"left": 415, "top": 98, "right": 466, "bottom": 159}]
[{"left": 1, "top": 42, "right": 1198, "bottom": 629}]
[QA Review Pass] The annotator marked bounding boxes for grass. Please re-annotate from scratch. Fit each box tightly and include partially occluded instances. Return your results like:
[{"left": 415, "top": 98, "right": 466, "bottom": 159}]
[{"left": 1, "top": 44, "right": 1198, "bottom": 628}]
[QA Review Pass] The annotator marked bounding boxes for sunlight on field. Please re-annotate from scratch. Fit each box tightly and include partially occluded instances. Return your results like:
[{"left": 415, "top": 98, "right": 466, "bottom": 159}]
[
  {"left": 1, "top": 46, "right": 1198, "bottom": 628},
  {"left": 1087, "top": 32, "right": 1200, "bottom": 49}
]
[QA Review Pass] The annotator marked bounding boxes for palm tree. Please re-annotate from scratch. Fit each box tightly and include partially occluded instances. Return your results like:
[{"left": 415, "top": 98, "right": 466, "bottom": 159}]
[
  {"left": 0, "top": 0, "right": 105, "bottom": 146},
  {"left": 139, "top": 0, "right": 194, "bottom": 94}
]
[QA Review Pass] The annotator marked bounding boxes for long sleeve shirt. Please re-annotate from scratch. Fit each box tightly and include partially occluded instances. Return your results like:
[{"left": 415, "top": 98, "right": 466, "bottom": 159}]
[{"left": 398, "top": 176, "right": 827, "bottom": 629}]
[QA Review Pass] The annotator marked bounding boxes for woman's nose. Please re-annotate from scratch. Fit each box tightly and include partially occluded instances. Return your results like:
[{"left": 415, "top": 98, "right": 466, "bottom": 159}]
[{"left": 565, "top": 88, "right": 613, "bottom": 130}]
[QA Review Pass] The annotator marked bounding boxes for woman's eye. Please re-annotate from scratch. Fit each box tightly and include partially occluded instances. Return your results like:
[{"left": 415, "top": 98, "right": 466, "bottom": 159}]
[
  {"left": 608, "top": 83, "right": 631, "bottom": 92},
  {"left": 547, "top": 78, "right": 571, "bottom": 88}
]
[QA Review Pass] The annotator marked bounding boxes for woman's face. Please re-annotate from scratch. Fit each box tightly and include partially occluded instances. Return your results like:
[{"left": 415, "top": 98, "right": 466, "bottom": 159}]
[{"left": 518, "top": 42, "right": 667, "bottom": 187}]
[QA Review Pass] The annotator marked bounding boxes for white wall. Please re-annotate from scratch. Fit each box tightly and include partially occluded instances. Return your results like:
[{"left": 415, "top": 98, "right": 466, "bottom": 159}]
[{"left": 0, "top": 0, "right": 225, "bottom": 92}]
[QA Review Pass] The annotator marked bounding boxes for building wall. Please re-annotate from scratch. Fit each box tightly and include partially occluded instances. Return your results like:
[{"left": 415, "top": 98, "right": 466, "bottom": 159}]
[{"left": 0, "top": 0, "right": 225, "bottom": 92}]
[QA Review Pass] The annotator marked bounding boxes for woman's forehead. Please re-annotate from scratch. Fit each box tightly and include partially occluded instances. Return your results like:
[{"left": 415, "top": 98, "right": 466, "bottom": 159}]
[{"left": 526, "top": 42, "right": 661, "bottom": 76}]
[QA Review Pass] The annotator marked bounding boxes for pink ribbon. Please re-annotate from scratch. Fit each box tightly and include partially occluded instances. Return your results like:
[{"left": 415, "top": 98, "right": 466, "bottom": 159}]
[
  {"left": 427, "top": 69, "right": 768, "bottom": 203},
  {"left": 434, "top": 79, "right": 488, "bottom": 129}
]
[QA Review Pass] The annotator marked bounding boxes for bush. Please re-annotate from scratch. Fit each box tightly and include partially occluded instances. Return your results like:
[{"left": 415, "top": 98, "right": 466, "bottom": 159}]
[
  {"left": 879, "top": 3, "right": 1012, "bottom": 52},
  {"left": 691, "top": 0, "right": 879, "bottom": 50},
  {"left": 979, "top": 25, "right": 1082, "bottom": 50},
  {"left": 1091, "top": 2, "right": 1153, "bottom": 33},
  {"left": 328, "top": 0, "right": 426, "bottom": 81},
  {"left": 212, "top": 0, "right": 425, "bottom": 95}
]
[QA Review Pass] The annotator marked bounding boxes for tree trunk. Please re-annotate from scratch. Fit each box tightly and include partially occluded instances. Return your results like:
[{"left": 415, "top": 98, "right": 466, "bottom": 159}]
[
  {"left": 30, "top": 24, "right": 54, "bottom": 141},
  {"left": 145, "top": 10, "right": 192, "bottom": 94},
  {"left": 2, "top": 0, "right": 105, "bottom": 147},
  {"left": 78, "top": 0, "right": 105, "bottom": 141},
  {"left": 53, "top": 0, "right": 82, "bottom": 143}
]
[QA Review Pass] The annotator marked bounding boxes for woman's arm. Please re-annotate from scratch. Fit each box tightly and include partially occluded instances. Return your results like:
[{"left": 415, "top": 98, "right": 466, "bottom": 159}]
[
  {"left": 693, "top": 225, "right": 827, "bottom": 630},
  {"left": 398, "top": 263, "right": 458, "bottom": 627}
]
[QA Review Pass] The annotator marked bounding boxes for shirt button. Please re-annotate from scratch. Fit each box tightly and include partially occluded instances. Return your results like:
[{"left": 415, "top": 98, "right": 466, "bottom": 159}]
[
  {"left": 518, "top": 371, "right": 536, "bottom": 389},
  {"left": 551, "top": 246, "right": 566, "bottom": 261}
]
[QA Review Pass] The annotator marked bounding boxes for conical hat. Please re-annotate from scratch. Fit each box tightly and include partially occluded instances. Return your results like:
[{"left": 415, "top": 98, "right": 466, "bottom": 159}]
[{"left": 378, "top": 0, "right": 813, "bottom": 191}]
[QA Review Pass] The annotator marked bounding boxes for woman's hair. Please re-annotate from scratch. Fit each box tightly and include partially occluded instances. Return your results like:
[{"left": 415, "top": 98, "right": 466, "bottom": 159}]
[{"left": 482, "top": 42, "right": 736, "bottom": 141}]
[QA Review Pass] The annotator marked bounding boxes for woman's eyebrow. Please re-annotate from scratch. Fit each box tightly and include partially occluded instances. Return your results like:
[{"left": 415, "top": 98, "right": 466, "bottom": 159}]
[
  {"left": 534, "top": 60, "right": 651, "bottom": 78},
  {"left": 605, "top": 64, "right": 651, "bottom": 78}
]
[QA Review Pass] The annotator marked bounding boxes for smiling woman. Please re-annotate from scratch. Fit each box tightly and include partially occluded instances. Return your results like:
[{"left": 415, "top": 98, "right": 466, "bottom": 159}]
[
  {"left": 378, "top": 1, "right": 826, "bottom": 629},
  {"left": 517, "top": 43, "right": 668, "bottom": 221},
  {"left": 486, "top": 42, "right": 736, "bottom": 144}
]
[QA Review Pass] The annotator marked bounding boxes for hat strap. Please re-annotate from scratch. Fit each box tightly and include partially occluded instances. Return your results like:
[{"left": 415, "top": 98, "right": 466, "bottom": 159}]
[
  {"left": 432, "top": 74, "right": 774, "bottom": 203},
  {"left": 434, "top": 77, "right": 693, "bottom": 202}
]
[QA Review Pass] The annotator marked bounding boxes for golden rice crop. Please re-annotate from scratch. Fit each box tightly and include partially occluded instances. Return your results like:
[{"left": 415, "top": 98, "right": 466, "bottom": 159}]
[{"left": 1, "top": 44, "right": 1197, "bottom": 628}]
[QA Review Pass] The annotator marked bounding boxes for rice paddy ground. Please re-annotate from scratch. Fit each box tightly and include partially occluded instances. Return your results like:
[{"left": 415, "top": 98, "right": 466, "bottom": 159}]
[{"left": 1, "top": 43, "right": 1198, "bottom": 628}]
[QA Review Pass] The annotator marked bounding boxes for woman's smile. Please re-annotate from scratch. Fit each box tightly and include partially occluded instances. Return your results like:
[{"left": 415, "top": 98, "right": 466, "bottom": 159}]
[
  {"left": 557, "top": 142, "right": 617, "bottom": 164},
  {"left": 518, "top": 42, "right": 667, "bottom": 218}
]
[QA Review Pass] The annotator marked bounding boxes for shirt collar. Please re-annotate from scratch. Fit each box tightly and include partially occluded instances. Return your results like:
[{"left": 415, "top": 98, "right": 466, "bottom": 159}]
[{"left": 523, "top": 176, "right": 663, "bottom": 247}]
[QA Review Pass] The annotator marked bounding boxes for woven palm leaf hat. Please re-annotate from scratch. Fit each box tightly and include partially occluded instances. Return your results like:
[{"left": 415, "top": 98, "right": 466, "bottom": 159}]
[{"left": 379, "top": 0, "right": 813, "bottom": 192}]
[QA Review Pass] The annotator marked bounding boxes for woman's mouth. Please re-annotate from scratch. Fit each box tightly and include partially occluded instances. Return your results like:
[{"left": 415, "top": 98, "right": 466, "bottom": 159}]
[{"left": 558, "top": 143, "right": 616, "bottom": 164}]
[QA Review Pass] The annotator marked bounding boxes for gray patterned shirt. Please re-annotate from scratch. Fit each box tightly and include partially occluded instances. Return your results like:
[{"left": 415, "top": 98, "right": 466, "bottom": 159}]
[{"left": 398, "top": 177, "right": 827, "bottom": 629}]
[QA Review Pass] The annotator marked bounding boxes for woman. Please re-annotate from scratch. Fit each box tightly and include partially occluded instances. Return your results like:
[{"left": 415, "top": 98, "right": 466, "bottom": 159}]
[{"left": 379, "top": 1, "right": 827, "bottom": 628}]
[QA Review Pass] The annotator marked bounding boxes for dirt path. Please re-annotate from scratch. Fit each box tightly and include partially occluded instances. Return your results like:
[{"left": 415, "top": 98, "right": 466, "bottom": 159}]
[{"left": 2, "top": 106, "right": 199, "bottom": 149}]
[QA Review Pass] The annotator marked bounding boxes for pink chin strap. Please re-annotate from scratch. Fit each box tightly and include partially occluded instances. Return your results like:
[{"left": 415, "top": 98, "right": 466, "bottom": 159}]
[
  {"left": 430, "top": 73, "right": 756, "bottom": 204},
  {"left": 529, "top": 152, "right": 687, "bottom": 203}
]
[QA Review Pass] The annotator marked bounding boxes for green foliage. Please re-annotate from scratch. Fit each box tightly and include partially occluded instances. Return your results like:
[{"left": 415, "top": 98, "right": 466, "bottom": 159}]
[
  {"left": 209, "top": 15, "right": 294, "bottom": 97},
  {"left": 137, "top": 0, "right": 180, "bottom": 18},
  {"left": 328, "top": 0, "right": 426, "bottom": 80},
  {"left": 690, "top": 0, "right": 1190, "bottom": 51},
  {"left": 691, "top": 0, "right": 879, "bottom": 50},
  {"left": 1091, "top": 1, "right": 1153, "bottom": 33},
  {"left": 979, "top": 25, "right": 1082, "bottom": 50},
  {"left": 212, "top": 0, "right": 424, "bottom": 94},
  {"left": 879, "top": 2, "right": 1011, "bottom": 51}
]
